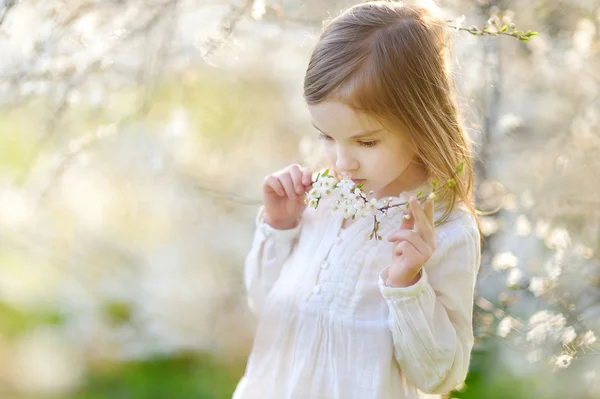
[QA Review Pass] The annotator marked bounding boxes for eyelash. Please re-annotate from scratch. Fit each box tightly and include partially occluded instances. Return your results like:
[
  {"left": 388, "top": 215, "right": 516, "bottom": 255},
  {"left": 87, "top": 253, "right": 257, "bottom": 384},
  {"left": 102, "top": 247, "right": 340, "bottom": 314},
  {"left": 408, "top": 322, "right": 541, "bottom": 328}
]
[{"left": 318, "top": 134, "right": 379, "bottom": 148}]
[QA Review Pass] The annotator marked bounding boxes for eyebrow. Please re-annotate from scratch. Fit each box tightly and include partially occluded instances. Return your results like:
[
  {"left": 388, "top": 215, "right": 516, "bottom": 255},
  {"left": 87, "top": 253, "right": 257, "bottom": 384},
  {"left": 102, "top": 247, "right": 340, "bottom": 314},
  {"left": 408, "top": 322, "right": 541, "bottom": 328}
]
[{"left": 311, "top": 122, "right": 382, "bottom": 139}]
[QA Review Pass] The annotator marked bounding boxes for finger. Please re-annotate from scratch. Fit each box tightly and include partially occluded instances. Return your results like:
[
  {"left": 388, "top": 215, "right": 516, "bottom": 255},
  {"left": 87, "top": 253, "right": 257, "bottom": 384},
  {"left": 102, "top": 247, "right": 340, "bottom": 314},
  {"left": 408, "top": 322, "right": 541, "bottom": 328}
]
[
  {"left": 399, "top": 209, "right": 414, "bottom": 230},
  {"left": 388, "top": 229, "right": 419, "bottom": 243},
  {"left": 393, "top": 240, "right": 420, "bottom": 259},
  {"left": 301, "top": 167, "right": 312, "bottom": 186},
  {"left": 278, "top": 174, "right": 297, "bottom": 199},
  {"left": 425, "top": 198, "right": 434, "bottom": 225},
  {"left": 288, "top": 166, "right": 305, "bottom": 195},
  {"left": 409, "top": 196, "right": 434, "bottom": 243},
  {"left": 397, "top": 243, "right": 422, "bottom": 266},
  {"left": 393, "top": 240, "right": 407, "bottom": 257},
  {"left": 264, "top": 175, "right": 285, "bottom": 196},
  {"left": 388, "top": 230, "right": 430, "bottom": 256}
]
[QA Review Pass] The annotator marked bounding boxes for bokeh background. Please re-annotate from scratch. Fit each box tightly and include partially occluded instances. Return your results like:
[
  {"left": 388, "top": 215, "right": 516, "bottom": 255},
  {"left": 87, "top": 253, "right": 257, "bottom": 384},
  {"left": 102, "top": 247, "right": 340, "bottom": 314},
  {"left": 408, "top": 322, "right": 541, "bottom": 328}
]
[{"left": 0, "top": 0, "right": 599, "bottom": 398}]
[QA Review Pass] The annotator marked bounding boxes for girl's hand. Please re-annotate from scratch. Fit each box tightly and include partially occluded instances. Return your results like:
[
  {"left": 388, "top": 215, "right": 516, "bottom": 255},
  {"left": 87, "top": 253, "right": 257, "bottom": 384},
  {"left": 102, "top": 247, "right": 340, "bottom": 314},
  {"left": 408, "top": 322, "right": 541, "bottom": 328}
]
[
  {"left": 262, "top": 164, "right": 313, "bottom": 230},
  {"left": 386, "top": 196, "right": 436, "bottom": 287}
]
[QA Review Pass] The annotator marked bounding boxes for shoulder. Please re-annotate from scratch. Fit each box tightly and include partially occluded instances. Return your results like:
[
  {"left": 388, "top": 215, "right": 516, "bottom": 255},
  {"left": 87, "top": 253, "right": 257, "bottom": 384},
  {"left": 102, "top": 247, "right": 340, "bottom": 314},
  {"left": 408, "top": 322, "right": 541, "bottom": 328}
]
[
  {"left": 434, "top": 202, "right": 480, "bottom": 246},
  {"left": 425, "top": 202, "right": 481, "bottom": 274}
]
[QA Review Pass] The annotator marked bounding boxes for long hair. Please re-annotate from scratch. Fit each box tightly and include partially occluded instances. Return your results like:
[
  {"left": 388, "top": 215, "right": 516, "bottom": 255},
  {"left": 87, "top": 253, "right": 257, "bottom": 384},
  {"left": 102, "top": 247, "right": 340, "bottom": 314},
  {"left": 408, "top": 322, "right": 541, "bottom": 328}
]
[{"left": 304, "top": 0, "right": 479, "bottom": 229}]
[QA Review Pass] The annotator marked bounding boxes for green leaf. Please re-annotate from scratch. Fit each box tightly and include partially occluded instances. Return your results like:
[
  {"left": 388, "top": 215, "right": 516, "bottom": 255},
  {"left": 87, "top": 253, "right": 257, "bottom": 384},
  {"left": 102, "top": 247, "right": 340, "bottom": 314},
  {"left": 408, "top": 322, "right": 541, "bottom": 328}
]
[
  {"left": 456, "top": 160, "right": 465, "bottom": 176},
  {"left": 357, "top": 181, "right": 365, "bottom": 189},
  {"left": 447, "top": 178, "right": 457, "bottom": 188},
  {"left": 103, "top": 301, "right": 132, "bottom": 326},
  {"left": 321, "top": 169, "right": 329, "bottom": 177},
  {"left": 501, "top": 24, "right": 508, "bottom": 32},
  {"left": 416, "top": 190, "right": 423, "bottom": 198}
]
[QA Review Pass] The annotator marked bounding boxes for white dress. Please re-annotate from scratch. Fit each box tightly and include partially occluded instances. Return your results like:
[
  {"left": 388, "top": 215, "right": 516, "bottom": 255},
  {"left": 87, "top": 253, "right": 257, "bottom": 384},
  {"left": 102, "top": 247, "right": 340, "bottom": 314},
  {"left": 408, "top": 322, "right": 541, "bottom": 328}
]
[{"left": 233, "top": 187, "right": 481, "bottom": 399}]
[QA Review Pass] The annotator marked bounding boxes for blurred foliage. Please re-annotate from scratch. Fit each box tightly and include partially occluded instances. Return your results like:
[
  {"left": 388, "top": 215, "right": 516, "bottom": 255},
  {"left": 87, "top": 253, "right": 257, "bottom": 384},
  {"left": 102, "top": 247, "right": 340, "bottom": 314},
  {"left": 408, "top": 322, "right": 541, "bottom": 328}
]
[{"left": 68, "top": 355, "right": 244, "bottom": 399}]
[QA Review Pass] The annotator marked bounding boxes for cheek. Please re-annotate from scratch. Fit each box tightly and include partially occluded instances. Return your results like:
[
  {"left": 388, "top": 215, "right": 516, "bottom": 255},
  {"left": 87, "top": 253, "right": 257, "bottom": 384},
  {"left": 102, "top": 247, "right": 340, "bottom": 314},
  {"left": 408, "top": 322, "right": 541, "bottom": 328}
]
[
  {"left": 323, "top": 144, "right": 336, "bottom": 162},
  {"left": 373, "top": 147, "right": 410, "bottom": 175},
  {"left": 323, "top": 144, "right": 344, "bottom": 171}
]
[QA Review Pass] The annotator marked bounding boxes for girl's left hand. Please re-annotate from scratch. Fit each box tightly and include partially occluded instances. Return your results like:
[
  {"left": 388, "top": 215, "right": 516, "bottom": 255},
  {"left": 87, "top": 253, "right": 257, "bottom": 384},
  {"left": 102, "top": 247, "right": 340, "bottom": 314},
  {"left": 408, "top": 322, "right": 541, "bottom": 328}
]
[{"left": 386, "top": 196, "right": 436, "bottom": 287}]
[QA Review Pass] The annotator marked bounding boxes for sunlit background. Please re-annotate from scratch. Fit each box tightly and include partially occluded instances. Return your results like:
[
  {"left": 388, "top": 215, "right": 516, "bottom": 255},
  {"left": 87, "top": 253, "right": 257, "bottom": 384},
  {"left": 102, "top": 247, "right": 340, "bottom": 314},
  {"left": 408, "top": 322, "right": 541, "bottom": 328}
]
[{"left": 0, "top": 0, "right": 599, "bottom": 398}]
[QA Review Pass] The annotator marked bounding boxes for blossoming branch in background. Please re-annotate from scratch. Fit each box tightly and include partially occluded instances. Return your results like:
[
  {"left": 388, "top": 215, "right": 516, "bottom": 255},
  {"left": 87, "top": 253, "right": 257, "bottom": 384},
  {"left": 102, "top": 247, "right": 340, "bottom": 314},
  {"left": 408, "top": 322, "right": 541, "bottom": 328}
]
[{"left": 448, "top": 14, "right": 539, "bottom": 42}]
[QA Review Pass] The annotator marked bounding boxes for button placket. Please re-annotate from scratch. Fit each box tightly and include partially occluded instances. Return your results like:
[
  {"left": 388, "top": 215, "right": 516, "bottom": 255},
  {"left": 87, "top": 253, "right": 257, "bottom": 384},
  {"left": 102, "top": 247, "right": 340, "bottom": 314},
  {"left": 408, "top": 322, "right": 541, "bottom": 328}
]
[{"left": 309, "top": 234, "right": 344, "bottom": 299}]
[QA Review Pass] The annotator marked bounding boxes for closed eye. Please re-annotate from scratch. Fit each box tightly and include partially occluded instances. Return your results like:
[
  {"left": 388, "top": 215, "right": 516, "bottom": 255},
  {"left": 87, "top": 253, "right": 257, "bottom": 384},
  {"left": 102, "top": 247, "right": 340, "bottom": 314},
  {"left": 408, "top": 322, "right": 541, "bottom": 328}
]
[
  {"left": 319, "top": 134, "right": 378, "bottom": 148},
  {"left": 358, "top": 141, "right": 378, "bottom": 148}
]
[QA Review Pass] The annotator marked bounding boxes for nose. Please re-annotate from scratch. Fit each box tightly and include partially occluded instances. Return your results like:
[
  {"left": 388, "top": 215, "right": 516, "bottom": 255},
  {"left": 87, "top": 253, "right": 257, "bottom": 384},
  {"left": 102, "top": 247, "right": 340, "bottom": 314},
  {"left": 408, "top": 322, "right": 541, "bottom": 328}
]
[{"left": 335, "top": 146, "right": 359, "bottom": 175}]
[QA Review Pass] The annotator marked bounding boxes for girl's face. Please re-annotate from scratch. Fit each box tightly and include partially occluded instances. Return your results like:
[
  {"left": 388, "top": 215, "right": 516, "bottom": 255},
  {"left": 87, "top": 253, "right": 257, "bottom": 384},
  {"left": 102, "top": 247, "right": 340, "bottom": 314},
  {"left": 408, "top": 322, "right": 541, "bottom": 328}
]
[{"left": 307, "top": 101, "right": 427, "bottom": 199}]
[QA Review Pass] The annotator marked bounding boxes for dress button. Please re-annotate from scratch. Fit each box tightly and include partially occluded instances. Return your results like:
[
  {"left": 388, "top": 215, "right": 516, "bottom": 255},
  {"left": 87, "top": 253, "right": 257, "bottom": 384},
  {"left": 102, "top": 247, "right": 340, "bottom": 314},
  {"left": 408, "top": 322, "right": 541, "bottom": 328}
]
[{"left": 312, "top": 285, "right": 321, "bottom": 294}]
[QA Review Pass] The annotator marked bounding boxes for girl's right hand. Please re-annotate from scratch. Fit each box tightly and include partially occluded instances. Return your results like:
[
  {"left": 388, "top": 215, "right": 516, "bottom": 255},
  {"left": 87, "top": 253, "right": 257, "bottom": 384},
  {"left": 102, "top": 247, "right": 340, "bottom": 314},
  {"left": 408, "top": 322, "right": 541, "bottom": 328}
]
[{"left": 262, "top": 164, "right": 313, "bottom": 230}]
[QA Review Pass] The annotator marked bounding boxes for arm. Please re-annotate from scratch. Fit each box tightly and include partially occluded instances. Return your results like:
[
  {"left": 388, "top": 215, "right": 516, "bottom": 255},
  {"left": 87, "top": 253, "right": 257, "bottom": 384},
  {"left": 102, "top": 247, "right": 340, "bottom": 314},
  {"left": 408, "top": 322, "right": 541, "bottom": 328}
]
[
  {"left": 244, "top": 205, "right": 303, "bottom": 316},
  {"left": 378, "top": 219, "right": 481, "bottom": 394}
]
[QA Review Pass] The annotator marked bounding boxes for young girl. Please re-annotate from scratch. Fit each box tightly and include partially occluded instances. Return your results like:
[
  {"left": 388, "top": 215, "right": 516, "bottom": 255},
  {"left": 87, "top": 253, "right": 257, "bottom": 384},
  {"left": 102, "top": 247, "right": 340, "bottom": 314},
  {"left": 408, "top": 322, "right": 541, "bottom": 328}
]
[{"left": 233, "top": 1, "right": 481, "bottom": 398}]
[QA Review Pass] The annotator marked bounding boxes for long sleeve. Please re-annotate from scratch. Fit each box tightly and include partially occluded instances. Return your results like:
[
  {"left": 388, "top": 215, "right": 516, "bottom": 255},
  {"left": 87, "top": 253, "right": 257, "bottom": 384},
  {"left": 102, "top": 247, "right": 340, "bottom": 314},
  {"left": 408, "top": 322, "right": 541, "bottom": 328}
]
[
  {"left": 244, "top": 206, "right": 303, "bottom": 316},
  {"left": 377, "top": 217, "right": 481, "bottom": 395}
]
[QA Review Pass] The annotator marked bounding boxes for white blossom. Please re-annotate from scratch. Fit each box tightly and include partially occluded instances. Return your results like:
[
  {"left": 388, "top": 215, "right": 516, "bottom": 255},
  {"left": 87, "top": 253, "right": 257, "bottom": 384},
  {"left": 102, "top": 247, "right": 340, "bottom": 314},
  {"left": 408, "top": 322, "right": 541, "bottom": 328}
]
[
  {"left": 528, "top": 276, "right": 550, "bottom": 297},
  {"left": 498, "top": 113, "right": 522, "bottom": 134},
  {"left": 305, "top": 172, "right": 434, "bottom": 233},
  {"left": 561, "top": 326, "right": 577, "bottom": 345},
  {"left": 545, "top": 228, "right": 571, "bottom": 250},
  {"left": 544, "top": 253, "right": 563, "bottom": 280},
  {"left": 515, "top": 214, "right": 531, "bottom": 236},
  {"left": 507, "top": 268, "right": 523, "bottom": 288},
  {"left": 454, "top": 15, "right": 466, "bottom": 31},
  {"left": 492, "top": 251, "right": 519, "bottom": 271},
  {"left": 497, "top": 316, "right": 517, "bottom": 338},
  {"left": 579, "top": 330, "right": 597, "bottom": 346},
  {"left": 526, "top": 310, "right": 568, "bottom": 346},
  {"left": 553, "top": 354, "right": 573, "bottom": 368},
  {"left": 251, "top": 0, "right": 267, "bottom": 20},
  {"left": 479, "top": 216, "right": 499, "bottom": 236}
]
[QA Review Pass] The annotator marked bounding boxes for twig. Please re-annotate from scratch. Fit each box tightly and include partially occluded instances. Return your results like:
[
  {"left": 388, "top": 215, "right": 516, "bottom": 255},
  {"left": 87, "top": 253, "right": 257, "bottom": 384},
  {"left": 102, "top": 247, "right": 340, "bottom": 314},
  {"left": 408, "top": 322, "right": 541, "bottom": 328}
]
[{"left": 0, "top": 0, "right": 18, "bottom": 27}]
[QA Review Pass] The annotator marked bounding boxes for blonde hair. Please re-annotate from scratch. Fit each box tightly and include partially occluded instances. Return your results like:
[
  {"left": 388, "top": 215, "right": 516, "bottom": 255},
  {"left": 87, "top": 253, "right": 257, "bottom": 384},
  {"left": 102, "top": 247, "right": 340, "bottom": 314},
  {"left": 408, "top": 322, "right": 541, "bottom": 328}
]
[{"left": 304, "top": 0, "right": 480, "bottom": 230}]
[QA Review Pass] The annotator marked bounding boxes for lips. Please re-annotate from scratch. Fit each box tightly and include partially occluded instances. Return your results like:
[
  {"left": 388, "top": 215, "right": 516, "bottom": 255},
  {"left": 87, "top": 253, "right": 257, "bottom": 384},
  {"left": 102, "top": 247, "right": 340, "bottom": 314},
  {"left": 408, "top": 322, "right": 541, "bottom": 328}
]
[{"left": 351, "top": 179, "right": 366, "bottom": 184}]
